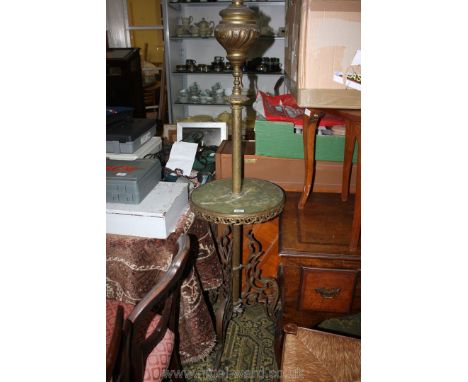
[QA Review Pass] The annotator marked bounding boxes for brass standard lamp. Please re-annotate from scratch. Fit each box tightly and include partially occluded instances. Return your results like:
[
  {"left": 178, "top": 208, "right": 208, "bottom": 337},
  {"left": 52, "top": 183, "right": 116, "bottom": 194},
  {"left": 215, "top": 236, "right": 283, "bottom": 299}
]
[{"left": 190, "top": 0, "right": 284, "bottom": 331}]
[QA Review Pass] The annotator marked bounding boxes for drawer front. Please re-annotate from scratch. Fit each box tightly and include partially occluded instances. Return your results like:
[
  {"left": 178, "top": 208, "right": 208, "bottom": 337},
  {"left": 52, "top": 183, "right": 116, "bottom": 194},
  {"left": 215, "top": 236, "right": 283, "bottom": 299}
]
[{"left": 299, "top": 267, "right": 359, "bottom": 313}]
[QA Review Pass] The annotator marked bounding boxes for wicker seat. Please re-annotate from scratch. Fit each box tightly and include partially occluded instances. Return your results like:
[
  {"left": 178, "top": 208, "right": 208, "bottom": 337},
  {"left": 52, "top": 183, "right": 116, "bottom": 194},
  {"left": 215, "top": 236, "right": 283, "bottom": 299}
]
[{"left": 281, "top": 324, "right": 360, "bottom": 382}]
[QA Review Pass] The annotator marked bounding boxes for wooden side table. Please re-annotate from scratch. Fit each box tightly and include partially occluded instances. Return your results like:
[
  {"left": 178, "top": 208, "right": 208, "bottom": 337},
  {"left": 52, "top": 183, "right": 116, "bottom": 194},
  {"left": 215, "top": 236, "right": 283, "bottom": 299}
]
[{"left": 298, "top": 109, "right": 361, "bottom": 252}]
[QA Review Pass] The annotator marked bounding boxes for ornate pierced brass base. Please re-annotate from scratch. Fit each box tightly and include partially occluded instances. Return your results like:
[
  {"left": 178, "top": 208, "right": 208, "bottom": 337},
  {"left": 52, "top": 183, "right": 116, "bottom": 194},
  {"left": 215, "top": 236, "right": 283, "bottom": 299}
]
[{"left": 191, "top": 177, "right": 284, "bottom": 326}]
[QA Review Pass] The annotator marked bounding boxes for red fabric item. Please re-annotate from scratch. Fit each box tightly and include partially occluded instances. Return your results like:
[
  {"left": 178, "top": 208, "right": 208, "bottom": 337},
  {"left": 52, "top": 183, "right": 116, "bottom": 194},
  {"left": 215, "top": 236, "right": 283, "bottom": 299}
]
[
  {"left": 106, "top": 299, "right": 175, "bottom": 382},
  {"left": 258, "top": 91, "right": 344, "bottom": 126}
]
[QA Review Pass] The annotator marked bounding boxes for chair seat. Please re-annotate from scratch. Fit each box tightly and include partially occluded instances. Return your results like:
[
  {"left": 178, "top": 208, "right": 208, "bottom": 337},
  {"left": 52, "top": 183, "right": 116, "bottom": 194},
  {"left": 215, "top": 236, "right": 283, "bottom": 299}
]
[
  {"left": 282, "top": 326, "right": 360, "bottom": 382},
  {"left": 106, "top": 299, "right": 175, "bottom": 382}
]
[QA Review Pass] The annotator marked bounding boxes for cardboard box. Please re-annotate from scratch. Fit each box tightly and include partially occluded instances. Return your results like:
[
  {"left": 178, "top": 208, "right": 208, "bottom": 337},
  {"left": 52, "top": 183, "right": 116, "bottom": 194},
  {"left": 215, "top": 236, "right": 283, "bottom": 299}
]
[
  {"left": 285, "top": 0, "right": 361, "bottom": 109},
  {"left": 106, "top": 182, "right": 188, "bottom": 239},
  {"left": 216, "top": 140, "right": 356, "bottom": 193}
]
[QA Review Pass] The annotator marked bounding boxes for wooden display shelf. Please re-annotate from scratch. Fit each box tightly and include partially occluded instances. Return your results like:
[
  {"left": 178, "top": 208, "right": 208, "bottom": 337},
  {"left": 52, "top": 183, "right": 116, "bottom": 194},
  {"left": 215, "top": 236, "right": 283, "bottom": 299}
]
[
  {"left": 172, "top": 71, "right": 284, "bottom": 75},
  {"left": 169, "top": 36, "right": 284, "bottom": 40}
]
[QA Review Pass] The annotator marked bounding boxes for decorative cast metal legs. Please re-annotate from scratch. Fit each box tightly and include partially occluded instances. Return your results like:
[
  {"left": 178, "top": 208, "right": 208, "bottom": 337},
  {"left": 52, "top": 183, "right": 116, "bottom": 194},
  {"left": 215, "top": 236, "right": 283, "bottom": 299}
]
[
  {"left": 212, "top": 222, "right": 280, "bottom": 376},
  {"left": 212, "top": 225, "right": 233, "bottom": 372},
  {"left": 214, "top": 224, "right": 279, "bottom": 331},
  {"left": 213, "top": 225, "right": 233, "bottom": 343},
  {"left": 241, "top": 230, "right": 279, "bottom": 319}
]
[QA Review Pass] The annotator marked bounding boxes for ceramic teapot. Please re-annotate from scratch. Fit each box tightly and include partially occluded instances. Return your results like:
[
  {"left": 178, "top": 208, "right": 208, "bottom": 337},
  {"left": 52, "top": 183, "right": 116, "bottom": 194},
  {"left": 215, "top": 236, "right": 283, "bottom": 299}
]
[
  {"left": 189, "top": 25, "right": 200, "bottom": 36},
  {"left": 196, "top": 18, "right": 215, "bottom": 34}
]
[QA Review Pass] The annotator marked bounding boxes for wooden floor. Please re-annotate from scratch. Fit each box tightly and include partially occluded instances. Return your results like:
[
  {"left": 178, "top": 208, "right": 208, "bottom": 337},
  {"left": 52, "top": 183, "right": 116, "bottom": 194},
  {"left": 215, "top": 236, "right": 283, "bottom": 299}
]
[{"left": 280, "top": 192, "right": 360, "bottom": 256}]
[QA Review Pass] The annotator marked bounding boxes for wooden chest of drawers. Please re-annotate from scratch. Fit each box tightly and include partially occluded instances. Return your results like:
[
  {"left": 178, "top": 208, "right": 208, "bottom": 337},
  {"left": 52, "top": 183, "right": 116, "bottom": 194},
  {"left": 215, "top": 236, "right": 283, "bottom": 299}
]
[
  {"left": 278, "top": 192, "right": 361, "bottom": 328},
  {"left": 279, "top": 254, "right": 361, "bottom": 328}
]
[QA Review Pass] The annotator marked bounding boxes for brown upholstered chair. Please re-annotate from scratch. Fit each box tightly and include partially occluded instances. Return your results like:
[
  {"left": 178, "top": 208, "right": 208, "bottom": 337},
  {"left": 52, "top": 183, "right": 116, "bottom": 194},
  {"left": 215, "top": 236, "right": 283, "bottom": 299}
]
[
  {"left": 106, "top": 234, "right": 190, "bottom": 382},
  {"left": 281, "top": 323, "right": 360, "bottom": 382}
]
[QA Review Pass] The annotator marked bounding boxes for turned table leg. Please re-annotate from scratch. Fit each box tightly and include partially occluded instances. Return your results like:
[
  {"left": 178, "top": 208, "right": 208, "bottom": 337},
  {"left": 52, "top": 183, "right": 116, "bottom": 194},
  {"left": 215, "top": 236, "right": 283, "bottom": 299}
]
[
  {"left": 349, "top": 122, "right": 361, "bottom": 252},
  {"left": 298, "top": 110, "right": 322, "bottom": 210},
  {"left": 341, "top": 119, "right": 357, "bottom": 202}
]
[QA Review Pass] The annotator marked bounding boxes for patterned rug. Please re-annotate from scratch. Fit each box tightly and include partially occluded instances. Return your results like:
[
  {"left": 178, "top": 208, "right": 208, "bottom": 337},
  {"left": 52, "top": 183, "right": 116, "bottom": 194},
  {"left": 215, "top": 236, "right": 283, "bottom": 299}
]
[
  {"left": 317, "top": 312, "right": 361, "bottom": 338},
  {"left": 182, "top": 304, "right": 277, "bottom": 382}
]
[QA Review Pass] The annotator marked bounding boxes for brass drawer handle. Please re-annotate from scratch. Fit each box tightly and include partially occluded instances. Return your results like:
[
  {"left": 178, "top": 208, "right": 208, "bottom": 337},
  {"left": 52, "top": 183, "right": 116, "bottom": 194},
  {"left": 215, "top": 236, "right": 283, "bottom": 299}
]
[{"left": 315, "top": 287, "right": 341, "bottom": 299}]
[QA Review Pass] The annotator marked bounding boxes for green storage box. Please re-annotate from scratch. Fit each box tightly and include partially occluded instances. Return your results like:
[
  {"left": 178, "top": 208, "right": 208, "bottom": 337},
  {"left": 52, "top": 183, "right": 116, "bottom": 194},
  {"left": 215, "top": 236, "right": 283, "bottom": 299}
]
[{"left": 254, "top": 120, "right": 357, "bottom": 162}]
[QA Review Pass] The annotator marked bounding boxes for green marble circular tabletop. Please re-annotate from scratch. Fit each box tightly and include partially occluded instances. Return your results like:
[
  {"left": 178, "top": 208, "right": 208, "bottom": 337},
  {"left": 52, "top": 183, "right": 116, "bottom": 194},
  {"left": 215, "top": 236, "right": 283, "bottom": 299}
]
[{"left": 190, "top": 178, "right": 285, "bottom": 225}]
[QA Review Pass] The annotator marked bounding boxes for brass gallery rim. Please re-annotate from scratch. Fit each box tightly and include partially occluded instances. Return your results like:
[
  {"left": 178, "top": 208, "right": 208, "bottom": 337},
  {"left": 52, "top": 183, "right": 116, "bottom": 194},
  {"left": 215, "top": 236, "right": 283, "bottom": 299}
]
[
  {"left": 190, "top": 201, "right": 284, "bottom": 225},
  {"left": 190, "top": 178, "right": 285, "bottom": 225}
]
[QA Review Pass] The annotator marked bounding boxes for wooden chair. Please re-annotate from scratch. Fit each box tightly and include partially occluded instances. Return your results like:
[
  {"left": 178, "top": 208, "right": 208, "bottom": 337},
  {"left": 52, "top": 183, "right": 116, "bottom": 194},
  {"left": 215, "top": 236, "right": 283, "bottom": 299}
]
[
  {"left": 143, "top": 66, "right": 167, "bottom": 121},
  {"left": 142, "top": 43, "right": 167, "bottom": 122},
  {"left": 280, "top": 323, "right": 360, "bottom": 382},
  {"left": 106, "top": 234, "right": 191, "bottom": 382}
]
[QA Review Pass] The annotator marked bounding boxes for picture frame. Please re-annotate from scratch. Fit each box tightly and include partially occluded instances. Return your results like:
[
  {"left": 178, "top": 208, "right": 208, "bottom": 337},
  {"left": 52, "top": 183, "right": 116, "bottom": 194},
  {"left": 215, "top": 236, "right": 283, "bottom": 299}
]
[{"left": 176, "top": 122, "right": 227, "bottom": 147}]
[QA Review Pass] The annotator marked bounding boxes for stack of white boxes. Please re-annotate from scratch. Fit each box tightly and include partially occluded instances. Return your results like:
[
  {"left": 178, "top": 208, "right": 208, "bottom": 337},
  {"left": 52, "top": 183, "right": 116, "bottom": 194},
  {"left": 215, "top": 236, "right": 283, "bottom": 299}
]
[
  {"left": 106, "top": 136, "right": 162, "bottom": 160},
  {"left": 106, "top": 182, "right": 188, "bottom": 239},
  {"left": 106, "top": 118, "right": 189, "bottom": 239}
]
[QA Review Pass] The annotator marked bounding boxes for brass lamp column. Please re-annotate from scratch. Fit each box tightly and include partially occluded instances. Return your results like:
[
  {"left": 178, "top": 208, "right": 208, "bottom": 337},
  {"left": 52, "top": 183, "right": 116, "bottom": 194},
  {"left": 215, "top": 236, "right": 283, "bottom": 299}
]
[
  {"left": 215, "top": 0, "right": 259, "bottom": 195},
  {"left": 215, "top": 0, "right": 258, "bottom": 304},
  {"left": 190, "top": 0, "right": 285, "bottom": 327}
]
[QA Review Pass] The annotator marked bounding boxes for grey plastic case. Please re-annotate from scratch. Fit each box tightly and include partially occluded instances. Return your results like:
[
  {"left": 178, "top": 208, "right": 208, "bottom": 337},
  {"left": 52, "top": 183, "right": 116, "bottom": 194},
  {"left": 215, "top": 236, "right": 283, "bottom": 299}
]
[
  {"left": 106, "top": 159, "right": 161, "bottom": 204},
  {"left": 106, "top": 124, "right": 156, "bottom": 154}
]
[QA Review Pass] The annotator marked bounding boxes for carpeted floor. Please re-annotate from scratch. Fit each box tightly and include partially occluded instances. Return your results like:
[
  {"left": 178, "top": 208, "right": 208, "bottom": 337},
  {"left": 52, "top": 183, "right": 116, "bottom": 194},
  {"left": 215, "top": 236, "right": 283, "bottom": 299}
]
[{"left": 182, "top": 304, "right": 277, "bottom": 382}]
